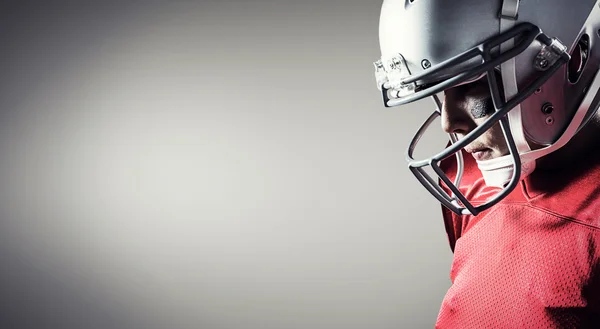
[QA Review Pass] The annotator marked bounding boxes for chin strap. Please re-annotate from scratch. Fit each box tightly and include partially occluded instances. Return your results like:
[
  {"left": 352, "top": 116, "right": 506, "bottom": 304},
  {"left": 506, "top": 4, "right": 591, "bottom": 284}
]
[
  {"left": 478, "top": 0, "right": 535, "bottom": 188},
  {"left": 476, "top": 155, "right": 528, "bottom": 188}
]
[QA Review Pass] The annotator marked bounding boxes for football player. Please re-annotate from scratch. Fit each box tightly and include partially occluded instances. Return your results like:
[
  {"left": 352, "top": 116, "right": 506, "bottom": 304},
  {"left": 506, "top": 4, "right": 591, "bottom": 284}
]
[{"left": 374, "top": 0, "right": 600, "bottom": 327}]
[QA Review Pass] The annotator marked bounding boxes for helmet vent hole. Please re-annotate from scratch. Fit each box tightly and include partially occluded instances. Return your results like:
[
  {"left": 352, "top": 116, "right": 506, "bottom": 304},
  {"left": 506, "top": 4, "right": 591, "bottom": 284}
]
[
  {"left": 541, "top": 102, "right": 554, "bottom": 114},
  {"left": 568, "top": 34, "right": 589, "bottom": 84}
]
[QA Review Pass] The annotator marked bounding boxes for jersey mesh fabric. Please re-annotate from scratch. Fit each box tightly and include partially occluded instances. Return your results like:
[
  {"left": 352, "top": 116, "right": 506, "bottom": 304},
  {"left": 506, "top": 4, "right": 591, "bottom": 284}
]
[{"left": 435, "top": 151, "right": 600, "bottom": 328}]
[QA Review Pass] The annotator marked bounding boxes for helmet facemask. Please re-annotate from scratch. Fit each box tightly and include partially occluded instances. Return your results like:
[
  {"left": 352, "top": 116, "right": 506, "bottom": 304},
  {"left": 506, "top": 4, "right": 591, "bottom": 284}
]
[{"left": 374, "top": 22, "right": 571, "bottom": 216}]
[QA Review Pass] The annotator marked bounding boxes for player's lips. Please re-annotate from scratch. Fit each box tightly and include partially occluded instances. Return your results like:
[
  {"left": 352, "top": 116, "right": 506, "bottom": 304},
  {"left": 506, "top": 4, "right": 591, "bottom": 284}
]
[{"left": 466, "top": 147, "right": 493, "bottom": 161}]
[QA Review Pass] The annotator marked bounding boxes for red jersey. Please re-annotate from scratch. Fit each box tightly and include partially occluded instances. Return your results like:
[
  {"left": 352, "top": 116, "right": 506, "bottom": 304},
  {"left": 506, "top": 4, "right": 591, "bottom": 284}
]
[{"left": 435, "top": 151, "right": 600, "bottom": 328}]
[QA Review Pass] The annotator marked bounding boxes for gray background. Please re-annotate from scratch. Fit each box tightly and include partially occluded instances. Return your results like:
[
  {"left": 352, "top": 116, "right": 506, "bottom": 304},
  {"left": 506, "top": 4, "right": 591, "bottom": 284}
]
[{"left": 0, "top": 1, "right": 452, "bottom": 328}]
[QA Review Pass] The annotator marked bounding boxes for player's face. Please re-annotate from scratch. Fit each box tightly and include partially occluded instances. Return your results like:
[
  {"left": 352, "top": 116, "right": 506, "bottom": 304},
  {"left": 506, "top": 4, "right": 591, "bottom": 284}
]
[{"left": 441, "top": 78, "right": 509, "bottom": 161}]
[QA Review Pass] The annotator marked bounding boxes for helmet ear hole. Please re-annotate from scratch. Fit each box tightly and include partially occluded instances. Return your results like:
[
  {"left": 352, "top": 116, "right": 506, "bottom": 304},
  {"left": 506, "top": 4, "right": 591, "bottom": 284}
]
[{"left": 567, "top": 34, "right": 589, "bottom": 84}]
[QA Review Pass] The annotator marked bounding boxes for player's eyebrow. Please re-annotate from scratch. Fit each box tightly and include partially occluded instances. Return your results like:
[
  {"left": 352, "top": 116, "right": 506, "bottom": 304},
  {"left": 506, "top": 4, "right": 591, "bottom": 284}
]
[{"left": 471, "top": 97, "right": 494, "bottom": 119}]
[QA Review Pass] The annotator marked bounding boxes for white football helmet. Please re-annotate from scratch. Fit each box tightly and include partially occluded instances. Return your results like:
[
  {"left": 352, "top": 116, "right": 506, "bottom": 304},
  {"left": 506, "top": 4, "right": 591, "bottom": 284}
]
[{"left": 374, "top": 0, "right": 600, "bottom": 215}]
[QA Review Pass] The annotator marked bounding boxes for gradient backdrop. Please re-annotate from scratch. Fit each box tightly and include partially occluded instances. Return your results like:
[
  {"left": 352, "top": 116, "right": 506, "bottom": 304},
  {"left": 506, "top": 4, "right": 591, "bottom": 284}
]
[{"left": 0, "top": 1, "right": 453, "bottom": 328}]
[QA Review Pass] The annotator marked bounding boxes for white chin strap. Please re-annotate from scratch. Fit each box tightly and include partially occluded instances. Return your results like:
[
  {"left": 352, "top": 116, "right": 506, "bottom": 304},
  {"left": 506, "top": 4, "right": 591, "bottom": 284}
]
[
  {"left": 476, "top": 154, "right": 535, "bottom": 188},
  {"left": 476, "top": 0, "right": 535, "bottom": 188}
]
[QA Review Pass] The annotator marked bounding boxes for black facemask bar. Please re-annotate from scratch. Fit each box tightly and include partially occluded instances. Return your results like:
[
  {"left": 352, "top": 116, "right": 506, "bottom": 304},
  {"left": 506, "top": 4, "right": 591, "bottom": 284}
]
[{"left": 376, "top": 22, "right": 570, "bottom": 215}]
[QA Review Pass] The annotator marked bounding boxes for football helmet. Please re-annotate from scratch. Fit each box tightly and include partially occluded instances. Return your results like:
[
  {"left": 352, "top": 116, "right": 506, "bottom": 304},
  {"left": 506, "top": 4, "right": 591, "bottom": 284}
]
[{"left": 374, "top": 0, "right": 600, "bottom": 215}]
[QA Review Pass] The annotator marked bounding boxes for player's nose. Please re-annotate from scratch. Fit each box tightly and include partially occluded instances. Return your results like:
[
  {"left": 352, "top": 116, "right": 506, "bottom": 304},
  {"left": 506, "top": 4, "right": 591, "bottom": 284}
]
[{"left": 440, "top": 94, "right": 474, "bottom": 135}]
